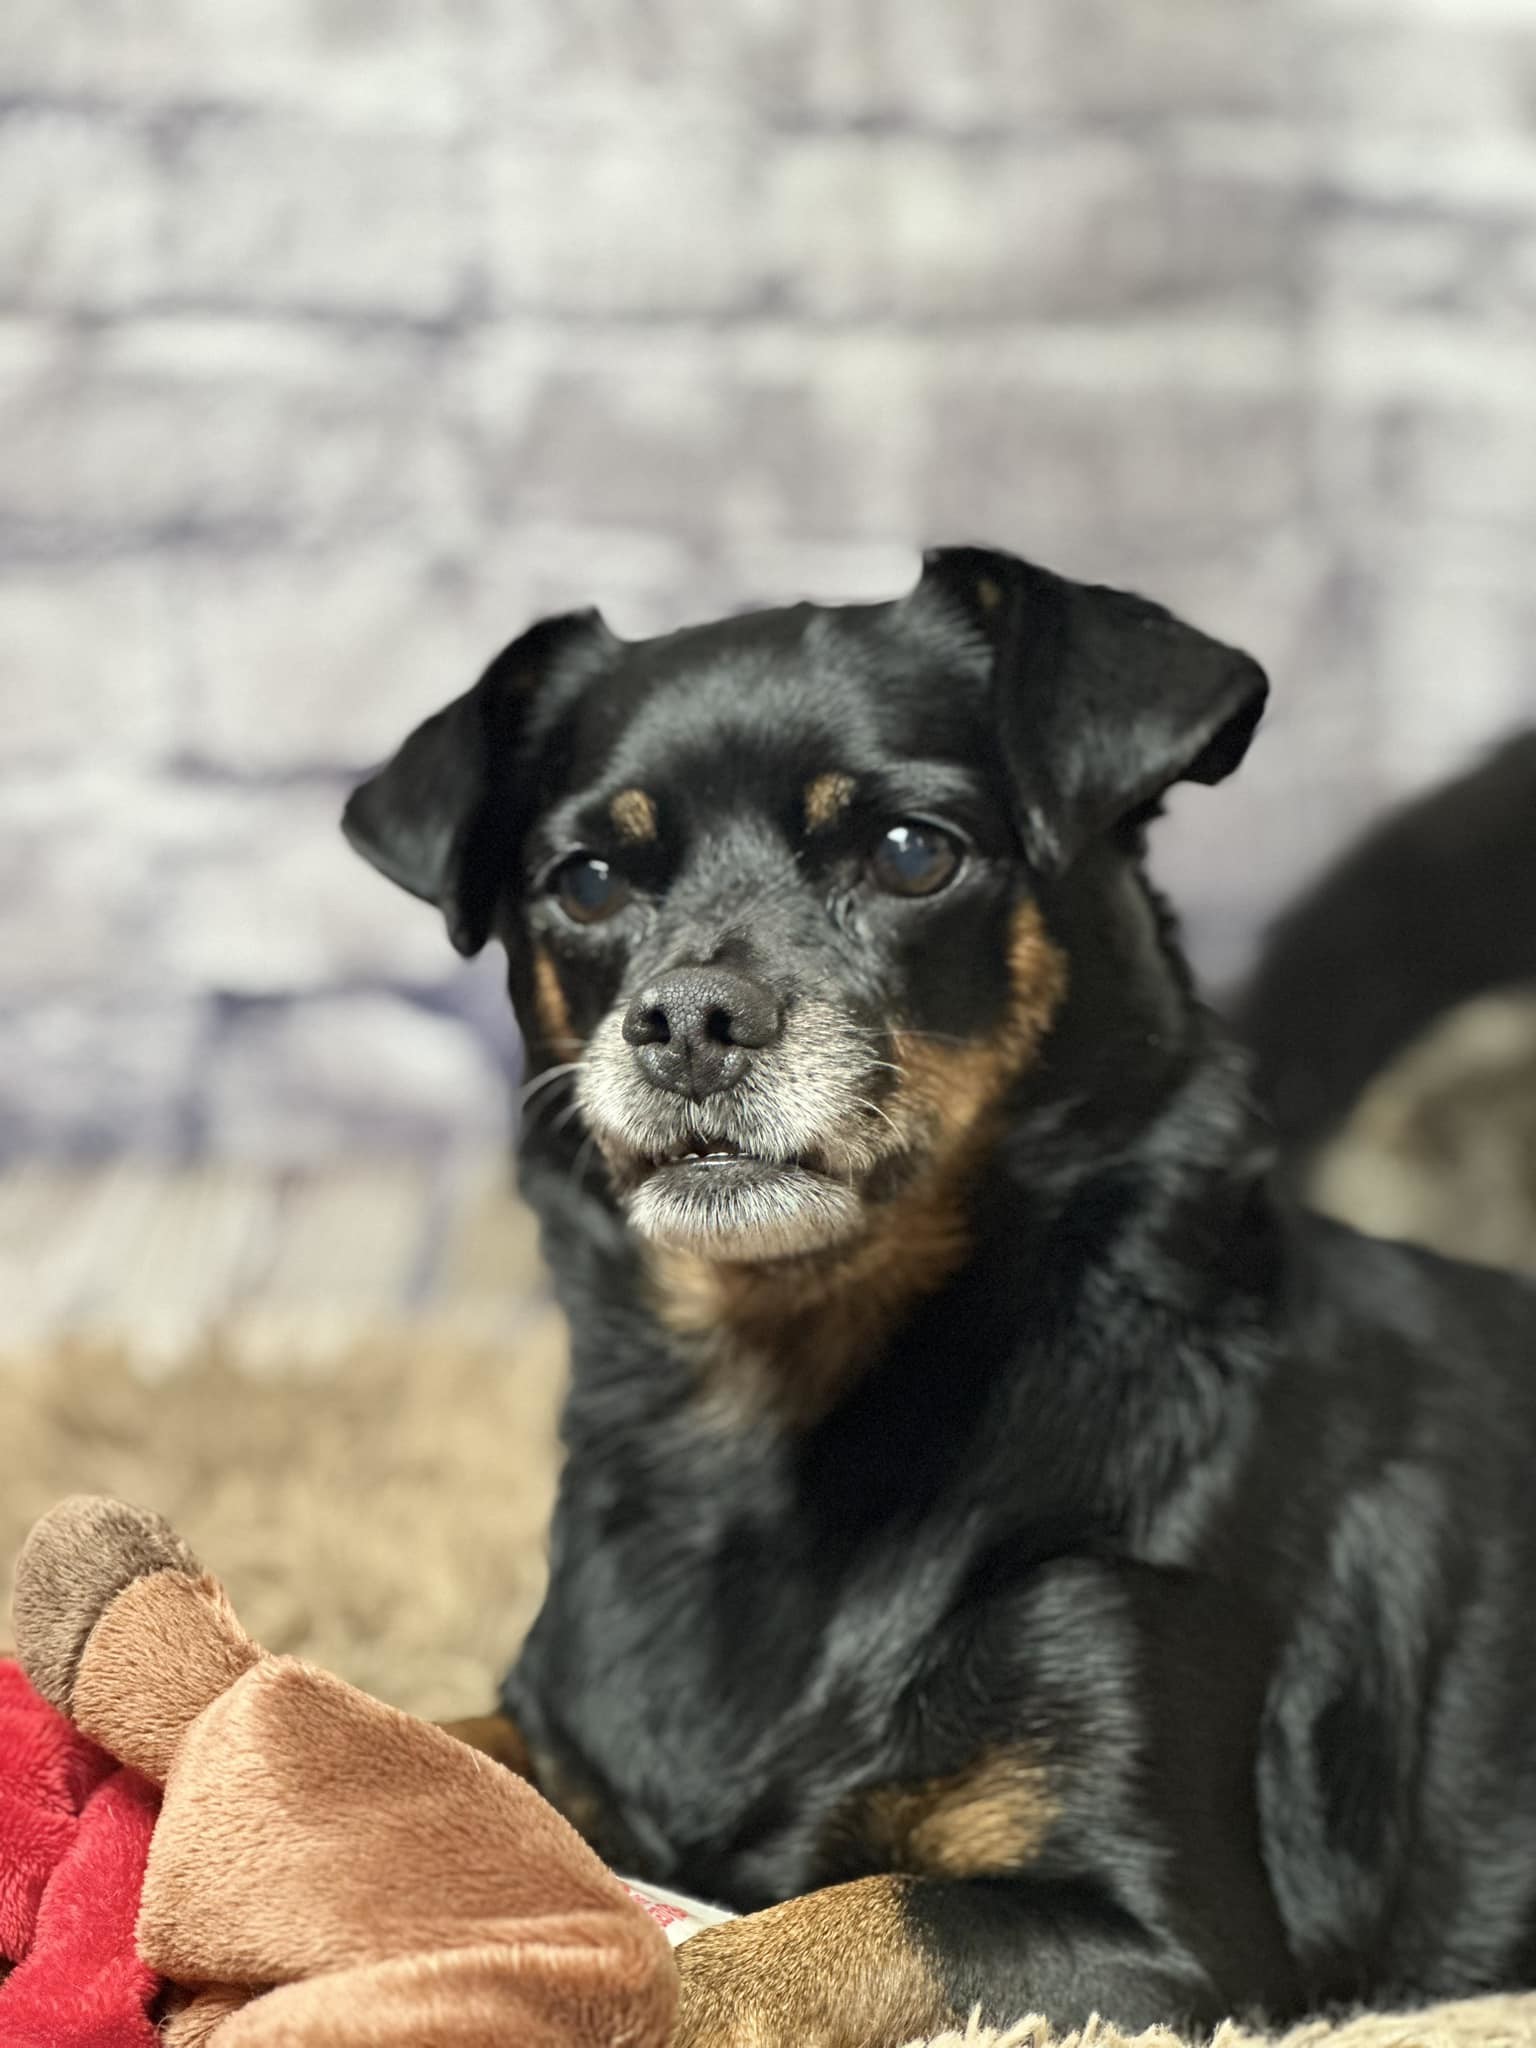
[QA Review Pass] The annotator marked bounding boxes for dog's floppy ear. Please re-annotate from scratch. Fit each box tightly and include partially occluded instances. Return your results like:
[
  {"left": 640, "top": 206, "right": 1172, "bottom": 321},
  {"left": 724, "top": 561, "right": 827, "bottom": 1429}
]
[
  {"left": 342, "top": 608, "right": 613, "bottom": 956},
  {"left": 916, "top": 547, "right": 1268, "bottom": 875}
]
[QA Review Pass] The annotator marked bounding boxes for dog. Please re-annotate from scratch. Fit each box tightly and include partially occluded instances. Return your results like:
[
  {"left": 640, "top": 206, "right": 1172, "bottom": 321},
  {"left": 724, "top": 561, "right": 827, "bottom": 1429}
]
[{"left": 344, "top": 547, "right": 1536, "bottom": 2046}]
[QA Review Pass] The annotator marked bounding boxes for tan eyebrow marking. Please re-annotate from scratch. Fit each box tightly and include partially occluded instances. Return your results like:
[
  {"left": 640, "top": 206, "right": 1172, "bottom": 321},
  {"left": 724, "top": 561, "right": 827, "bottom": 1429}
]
[
  {"left": 804, "top": 771, "right": 857, "bottom": 833},
  {"left": 609, "top": 787, "right": 658, "bottom": 843},
  {"left": 976, "top": 576, "right": 1002, "bottom": 611}
]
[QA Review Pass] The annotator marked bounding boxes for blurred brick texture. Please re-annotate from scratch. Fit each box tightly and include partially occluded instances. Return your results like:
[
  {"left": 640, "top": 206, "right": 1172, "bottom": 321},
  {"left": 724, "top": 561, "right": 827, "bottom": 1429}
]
[{"left": 3, "top": 0, "right": 1534, "bottom": 1159}]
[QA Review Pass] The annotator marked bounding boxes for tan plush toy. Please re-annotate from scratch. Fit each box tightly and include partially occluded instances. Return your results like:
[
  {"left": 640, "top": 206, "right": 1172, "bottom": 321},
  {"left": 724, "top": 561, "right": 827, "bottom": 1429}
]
[{"left": 10, "top": 1495, "right": 679, "bottom": 2047}]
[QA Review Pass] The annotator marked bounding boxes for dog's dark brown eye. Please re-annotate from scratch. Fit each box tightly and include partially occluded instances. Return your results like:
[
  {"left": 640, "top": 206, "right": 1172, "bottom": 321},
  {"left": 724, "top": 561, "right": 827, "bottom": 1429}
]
[
  {"left": 869, "top": 822, "right": 963, "bottom": 898},
  {"left": 552, "top": 855, "right": 631, "bottom": 925}
]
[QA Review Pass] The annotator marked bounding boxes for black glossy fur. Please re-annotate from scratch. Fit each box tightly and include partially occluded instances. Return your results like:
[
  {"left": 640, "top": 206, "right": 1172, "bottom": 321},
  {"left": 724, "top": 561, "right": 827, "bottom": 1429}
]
[{"left": 344, "top": 548, "right": 1536, "bottom": 2042}]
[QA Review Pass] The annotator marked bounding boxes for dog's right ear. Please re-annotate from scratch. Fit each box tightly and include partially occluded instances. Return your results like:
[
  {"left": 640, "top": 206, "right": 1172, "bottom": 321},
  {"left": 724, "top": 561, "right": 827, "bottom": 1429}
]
[
  {"left": 913, "top": 547, "right": 1267, "bottom": 876},
  {"left": 341, "top": 609, "right": 614, "bottom": 957}
]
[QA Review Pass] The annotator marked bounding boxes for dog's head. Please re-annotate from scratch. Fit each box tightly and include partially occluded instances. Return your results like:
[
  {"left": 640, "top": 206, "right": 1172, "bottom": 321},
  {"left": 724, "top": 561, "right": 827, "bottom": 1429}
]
[{"left": 343, "top": 548, "right": 1266, "bottom": 1266}]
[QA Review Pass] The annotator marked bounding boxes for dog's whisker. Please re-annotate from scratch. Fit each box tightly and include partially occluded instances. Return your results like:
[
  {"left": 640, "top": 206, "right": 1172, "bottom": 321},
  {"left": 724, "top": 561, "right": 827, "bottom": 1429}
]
[
  {"left": 518, "top": 1063, "right": 582, "bottom": 1109},
  {"left": 851, "top": 1095, "right": 903, "bottom": 1143},
  {"left": 849, "top": 1025, "right": 972, "bottom": 1049},
  {"left": 527, "top": 1091, "right": 561, "bottom": 1121}
]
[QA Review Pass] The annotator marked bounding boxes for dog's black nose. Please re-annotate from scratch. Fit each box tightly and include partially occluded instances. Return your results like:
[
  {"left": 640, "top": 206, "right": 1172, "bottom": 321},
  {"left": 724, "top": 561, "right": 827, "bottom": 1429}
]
[{"left": 622, "top": 966, "right": 782, "bottom": 1099}]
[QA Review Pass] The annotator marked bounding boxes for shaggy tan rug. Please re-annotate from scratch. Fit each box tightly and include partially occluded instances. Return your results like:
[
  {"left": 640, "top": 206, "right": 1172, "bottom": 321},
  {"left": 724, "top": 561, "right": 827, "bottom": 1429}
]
[
  {"left": 1309, "top": 987, "right": 1536, "bottom": 1278},
  {"left": 3, "top": 1322, "right": 1535, "bottom": 2047},
  {"left": 0, "top": 1314, "right": 568, "bottom": 1721}
]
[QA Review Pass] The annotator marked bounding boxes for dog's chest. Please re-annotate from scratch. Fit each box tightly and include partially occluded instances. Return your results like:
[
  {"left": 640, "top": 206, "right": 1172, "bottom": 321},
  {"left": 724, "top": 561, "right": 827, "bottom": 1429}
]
[{"left": 508, "top": 1457, "right": 972, "bottom": 1906}]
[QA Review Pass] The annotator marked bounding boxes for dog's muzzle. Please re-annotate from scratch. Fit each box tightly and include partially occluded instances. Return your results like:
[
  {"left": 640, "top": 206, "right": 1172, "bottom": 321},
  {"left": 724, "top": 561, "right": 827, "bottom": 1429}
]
[{"left": 576, "top": 989, "right": 903, "bottom": 1262}]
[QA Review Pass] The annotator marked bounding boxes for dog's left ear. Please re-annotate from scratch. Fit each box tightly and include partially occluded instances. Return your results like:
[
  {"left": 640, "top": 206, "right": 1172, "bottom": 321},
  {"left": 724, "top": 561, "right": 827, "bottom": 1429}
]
[
  {"left": 342, "top": 609, "right": 614, "bottom": 956},
  {"left": 916, "top": 547, "right": 1268, "bottom": 875}
]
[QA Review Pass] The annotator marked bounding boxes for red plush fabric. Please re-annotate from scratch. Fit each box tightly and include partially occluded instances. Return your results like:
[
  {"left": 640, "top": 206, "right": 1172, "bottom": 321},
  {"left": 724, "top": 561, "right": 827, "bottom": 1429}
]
[{"left": 0, "top": 1657, "right": 162, "bottom": 2047}]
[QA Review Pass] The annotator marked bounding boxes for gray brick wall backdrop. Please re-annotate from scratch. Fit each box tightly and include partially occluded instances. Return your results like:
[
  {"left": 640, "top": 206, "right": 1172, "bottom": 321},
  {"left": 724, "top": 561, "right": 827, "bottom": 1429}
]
[{"left": 3, "top": 0, "right": 1534, "bottom": 1161}]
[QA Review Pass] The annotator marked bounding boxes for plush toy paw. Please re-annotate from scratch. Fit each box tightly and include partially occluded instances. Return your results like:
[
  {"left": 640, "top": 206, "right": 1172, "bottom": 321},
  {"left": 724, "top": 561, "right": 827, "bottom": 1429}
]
[
  {"left": 14, "top": 1495, "right": 201, "bottom": 1717},
  {"left": 13, "top": 1494, "right": 262, "bottom": 1783}
]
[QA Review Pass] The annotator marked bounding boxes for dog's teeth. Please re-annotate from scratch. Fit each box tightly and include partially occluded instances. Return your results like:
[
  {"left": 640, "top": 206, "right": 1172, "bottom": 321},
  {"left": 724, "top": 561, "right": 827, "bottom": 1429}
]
[{"left": 663, "top": 1140, "right": 744, "bottom": 1165}]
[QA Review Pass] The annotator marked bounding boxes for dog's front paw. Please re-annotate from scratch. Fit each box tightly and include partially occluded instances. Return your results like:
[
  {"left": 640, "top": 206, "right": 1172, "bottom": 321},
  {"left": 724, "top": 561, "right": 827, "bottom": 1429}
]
[
  {"left": 672, "top": 1881, "right": 949, "bottom": 2048},
  {"left": 673, "top": 1917, "right": 806, "bottom": 2047}
]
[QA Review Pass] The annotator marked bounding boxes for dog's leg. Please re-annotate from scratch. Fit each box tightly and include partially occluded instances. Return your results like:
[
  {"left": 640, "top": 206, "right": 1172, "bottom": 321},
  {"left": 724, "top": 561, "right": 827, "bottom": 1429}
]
[
  {"left": 671, "top": 1872, "right": 1263, "bottom": 2047},
  {"left": 438, "top": 1709, "right": 536, "bottom": 1779}
]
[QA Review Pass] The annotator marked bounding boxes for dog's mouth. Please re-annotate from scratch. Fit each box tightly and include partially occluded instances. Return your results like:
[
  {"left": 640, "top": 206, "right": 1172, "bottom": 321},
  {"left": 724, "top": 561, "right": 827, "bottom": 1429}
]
[
  {"left": 612, "top": 1136, "right": 868, "bottom": 1262},
  {"left": 646, "top": 1136, "right": 811, "bottom": 1171},
  {"left": 655, "top": 1137, "right": 753, "bottom": 1168}
]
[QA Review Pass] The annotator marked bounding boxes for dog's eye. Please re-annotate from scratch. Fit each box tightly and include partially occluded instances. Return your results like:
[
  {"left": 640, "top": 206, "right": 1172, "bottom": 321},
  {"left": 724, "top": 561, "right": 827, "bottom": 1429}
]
[
  {"left": 552, "top": 855, "right": 631, "bottom": 925},
  {"left": 869, "top": 822, "right": 963, "bottom": 898}
]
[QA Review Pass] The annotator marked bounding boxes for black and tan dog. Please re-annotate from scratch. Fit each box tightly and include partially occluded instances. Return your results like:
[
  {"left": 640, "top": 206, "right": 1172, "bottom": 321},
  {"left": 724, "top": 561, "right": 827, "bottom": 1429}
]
[{"left": 343, "top": 548, "right": 1536, "bottom": 2046}]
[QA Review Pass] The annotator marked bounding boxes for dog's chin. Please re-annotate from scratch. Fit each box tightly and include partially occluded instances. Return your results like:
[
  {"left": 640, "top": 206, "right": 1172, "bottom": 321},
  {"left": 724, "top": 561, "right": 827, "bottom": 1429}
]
[{"left": 623, "top": 1155, "right": 866, "bottom": 1262}]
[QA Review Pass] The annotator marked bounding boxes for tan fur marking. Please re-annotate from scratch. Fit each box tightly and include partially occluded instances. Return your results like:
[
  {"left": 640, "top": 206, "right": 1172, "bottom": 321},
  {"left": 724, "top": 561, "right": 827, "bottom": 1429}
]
[
  {"left": 609, "top": 786, "right": 658, "bottom": 843},
  {"left": 438, "top": 1710, "right": 534, "bottom": 1780},
  {"left": 804, "top": 771, "right": 858, "bottom": 832},
  {"left": 851, "top": 1747, "right": 1056, "bottom": 1880},
  {"left": 531, "top": 944, "right": 579, "bottom": 1051},
  {"left": 648, "top": 902, "right": 1069, "bottom": 1422},
  {"left": 976, "top": 576, "right": 1003, "bottom": 611},
  {"left": 673, "top": 1875, "right": 950, "bottom": 2048},
  {"left": 894, "top": 900, "right": 1069, "bottom": 1134},
  {"left": 649, "top": 1176, "right": 971, "bottom": 1426}
]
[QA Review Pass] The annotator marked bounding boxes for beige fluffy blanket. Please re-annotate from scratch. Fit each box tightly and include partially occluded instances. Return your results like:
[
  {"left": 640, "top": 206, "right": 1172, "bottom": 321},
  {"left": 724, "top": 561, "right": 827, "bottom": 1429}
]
[{"left": 923, "top": 2010, "right": 1536, "bottom": 2048}]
